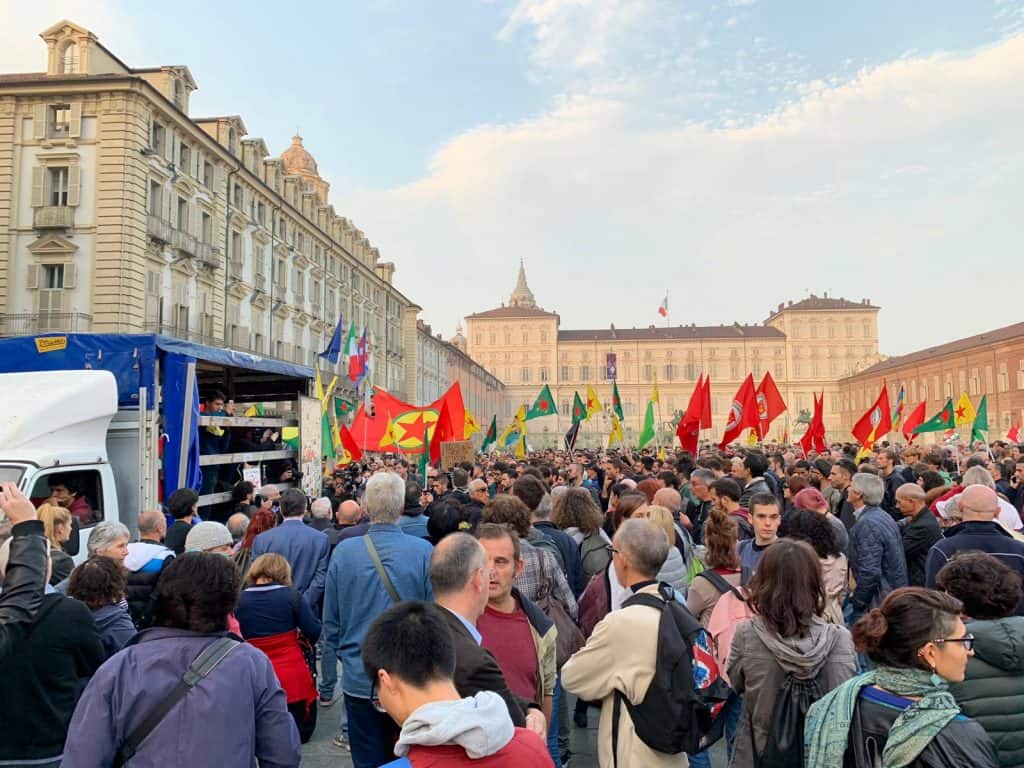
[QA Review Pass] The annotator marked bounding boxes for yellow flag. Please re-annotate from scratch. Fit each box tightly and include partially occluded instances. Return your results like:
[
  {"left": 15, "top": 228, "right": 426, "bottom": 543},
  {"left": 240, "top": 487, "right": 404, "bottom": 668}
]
[
  {"left": 585, "top": 385, "right": 603, "bottom": 418},
  {"left": 658, "top": 446, "right": 666, "bottom": 461},
  {"left": 747, "top": 428, "right": 758, "bottom": 447},
  {"left": 855, "top": 444, "right": 873, "bottom": 464},
  {"left": 608, "top": 413, "right": 625, "bottom": 447},
  {"left": 378, "top": 418, "right": 400, "bottom": 449},
  {"left": 954, "top": 392, "right": 976, "bottom": 426},
  {"left": 514, "top": 434, "right": 527, "bottom": 459},
  {"left": 315, "top": 369, "right": 325, "bottom": 401},
  {"left": 652, "top": 372, "right": 660, "bottom": 405},
  {"left": 464, "top": 409, "right": 481, "bottom": 438}
]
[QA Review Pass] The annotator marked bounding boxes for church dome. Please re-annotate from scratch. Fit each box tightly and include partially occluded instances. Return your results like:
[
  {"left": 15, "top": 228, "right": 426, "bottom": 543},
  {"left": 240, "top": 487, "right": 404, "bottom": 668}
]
[{"left": 281, "top": 134, "right": 318, "bottom": 175}]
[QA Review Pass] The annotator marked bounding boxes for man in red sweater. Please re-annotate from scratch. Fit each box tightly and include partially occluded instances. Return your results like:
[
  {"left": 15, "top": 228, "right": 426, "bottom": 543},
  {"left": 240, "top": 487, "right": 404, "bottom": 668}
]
[{"left": 362, "top": 601, "right": 551, "bottom": 768}]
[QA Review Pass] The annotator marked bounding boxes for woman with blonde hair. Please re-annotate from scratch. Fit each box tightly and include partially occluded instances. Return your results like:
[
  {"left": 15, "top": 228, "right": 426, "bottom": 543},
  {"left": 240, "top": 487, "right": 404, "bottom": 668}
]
[
  {"left": 235, "top": 553, "right": 321, "bottom": 742},
  {"left": 37, "top": 504, "right": 74, "bottom": 585},
  {"left": 648, "top": 505, "right": 687, "bottom": 593}
]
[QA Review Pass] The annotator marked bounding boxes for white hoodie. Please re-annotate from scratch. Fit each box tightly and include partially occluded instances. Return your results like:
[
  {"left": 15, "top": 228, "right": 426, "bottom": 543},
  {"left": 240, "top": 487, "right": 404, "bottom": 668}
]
[{"left": 394, "top": 691, "right": 514, "bottom": 759}]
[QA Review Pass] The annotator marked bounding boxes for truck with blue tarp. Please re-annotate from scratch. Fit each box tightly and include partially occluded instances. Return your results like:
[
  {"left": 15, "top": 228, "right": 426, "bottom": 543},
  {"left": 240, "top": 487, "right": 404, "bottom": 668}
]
[{"left": 0, "top": 333, "right": 316, "bottom": 557}]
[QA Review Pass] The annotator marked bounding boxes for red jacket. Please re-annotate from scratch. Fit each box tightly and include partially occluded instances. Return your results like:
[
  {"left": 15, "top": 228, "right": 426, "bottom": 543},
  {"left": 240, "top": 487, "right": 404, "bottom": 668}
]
[{"left": 406, "top": 727, "right": 551, "bottom": 766}]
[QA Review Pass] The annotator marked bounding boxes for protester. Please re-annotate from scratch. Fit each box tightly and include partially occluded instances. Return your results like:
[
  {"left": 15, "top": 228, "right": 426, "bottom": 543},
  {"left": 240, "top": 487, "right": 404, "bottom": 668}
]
[
  {"left": 252, "top": 488, "right": 329, "bottom": 608},
  {"left": 361, "top": 601, "right": 550, "bottom": 766},
  {"left": 164, "top": 487, "right": 198, "bottom": 555},
  {"left": 0, "top": 531, "right": 104, "bottom": 768},
  {"left": 236, "top": 553, "right": 321, "bottom": 743},
  {"left": 37, "top": 503, "right": 74, "bottom": 585},
  {"left": 553, "top": 486, "right": 612, "bottom": 580},
  {"left": 322, "top": 472, "right": 434, "bottom": 765},
  {"left": 67, "top": 555, "right": 136, "bottom": 658},
  {"left": 793, "top": 485, "right": 849, "bottom": 554},
  {"left": 184, "top": 520, "right": 235, "bottom": 555},
  {"left": 827, "top": 458, "right": 858, "bottom": 529},
  {"left": 728, "top": 538, "right": 857, "bottom": 767},
  {"left": 709, "top": 477, "right": 754, "bottom": 540},
  {"left": 234, "top": 507, "right": 276, "bottom": 577},
  {"left": 516, "top": 474, "right": 587, "bottom": 597},
  {"left": 780, "top": 509, "right": 848, "bottom": 624},
  {"left": 847, "top": 472, "right": 909, "bottom": 621},
  {"left": 686, "top": 506, "right": 743, "bottom": 624},
  {"left": 64, "top": 553, "right": 301, "bottom": 767},
  {"left": 124, "top": 508, "right": 174, "bottom": 628},
  {"left": 401, "top": 481, "right": 431, "bottom": 538},
  {"left": 925, "top": 485, "right": 1024, "bottom": 614},
  {"left": 961, "top": 465, "right": 1024, "bottom": 531},
  {"left": 896, "top": 481, "right": 942, "bottom": 587},
  {"left": 935, "top": 552, "right": 1024, "bottom": 766},
  {"left": 805, "top": 587, "right": 998, "bottom": 767},
  {"left": 737, "top": 492, "right": 781, "bottom": 572},
  {"left": 648, "top": 505, "right": 688, "bottom": 593},
  {"left": 0, "top": 481, "right": 48, "bottom": 659}
]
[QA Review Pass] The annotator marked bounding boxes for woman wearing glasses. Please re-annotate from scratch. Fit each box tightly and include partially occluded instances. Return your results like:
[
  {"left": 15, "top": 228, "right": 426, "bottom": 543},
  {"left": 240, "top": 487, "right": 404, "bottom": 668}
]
[{"left": 806, "top": 587, "right": 999, "bottom": 767}]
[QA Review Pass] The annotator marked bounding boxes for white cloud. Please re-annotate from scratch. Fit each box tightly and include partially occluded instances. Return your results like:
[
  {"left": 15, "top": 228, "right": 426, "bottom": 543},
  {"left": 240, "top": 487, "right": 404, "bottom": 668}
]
[{"left": 337, "top": 33, "right": 1024, "bottom": 355}]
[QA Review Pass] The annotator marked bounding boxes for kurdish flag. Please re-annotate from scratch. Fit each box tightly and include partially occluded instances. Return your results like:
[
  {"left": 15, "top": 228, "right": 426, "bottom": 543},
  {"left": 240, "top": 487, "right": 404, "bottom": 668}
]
[
  {"left": 481, "top": 416, "right": 498, "bottom": 453},
  {"left": 585, "top": 385, "right": 603, "bottom": 419},
  {"left": 913, "top": 399, "right": 955, "bottom": 434},
  {"left": 971, "top": 395, "right": 989, "bottom": 444},
  {"left": 526, "top": 385, "right": 557, "bottom": 420},
  {"left": 571, "top": 392, "right": 588, "bottom": 424},
  {"left": 954, "top": 392, "right": 976, "bottom": 427},
  {"left": 612, "top": 381, "right": 624, "bottom": 421}
]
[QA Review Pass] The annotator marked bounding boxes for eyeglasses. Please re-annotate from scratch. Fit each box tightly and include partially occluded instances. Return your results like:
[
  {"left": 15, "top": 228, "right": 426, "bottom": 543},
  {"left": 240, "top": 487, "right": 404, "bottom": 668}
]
[
  {"left": 605, "top": 545, "right": 620, "bottom": 556},
  {"left": 370, "top": 680, "right": 387, "bottom": 713},
  {"left": 933, "top": 633, "right": 975, "bottom": 652}
]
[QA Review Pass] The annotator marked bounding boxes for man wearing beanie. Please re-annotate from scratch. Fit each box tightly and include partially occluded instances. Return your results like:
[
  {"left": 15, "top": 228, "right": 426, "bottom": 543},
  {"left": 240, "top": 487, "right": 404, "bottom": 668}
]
[{"left": 184, "top": 521, "right": 235, "bottom": 555}]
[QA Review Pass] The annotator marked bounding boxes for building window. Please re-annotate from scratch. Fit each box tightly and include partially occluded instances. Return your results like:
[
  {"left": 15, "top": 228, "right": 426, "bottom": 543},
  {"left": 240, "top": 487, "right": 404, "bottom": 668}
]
[
  {"left": 998, "top": 364, "right": 1008, "bottom": 392},
  {"left": 42, "top": 263, "right": 65, "bottom": 290},
  {"left": 539, "top": 368, "right": 549, "bottom": 382},
  {"left": 151, "top": 121, "right": 165, "bottom": 155},
  {"left": 49, "top": 104, "right": 70, "bottom": 136},
  {"left": 730, "top": 361, "right": 740, "bottom": 379},
  {"left": 862, "top": 323, "right": 871, "bottom": 337},
  {"left": 201, "top": 212, "right": 212, "bottom": 243},
  {"left": 179, "top": 143, "right": 190, "bottom": 173},
  {"left": 49, "top": 167, "right": 69, "bottom": 206},
  {"left": 148, "top": 180, "right": 162, "bottom": 216},
  {"left": 521, "top": 332, "right": 529, "bottom": 344},
  {"left": 232, "top": 182, "right": 243, "bottom": 209},
  {"left": 664, "top": 364, "right": 674, "bottom": 381},
  {"left": 561, "top": 366, "right": 571, "bottom": 381},
  {"left": 520, "top": 367, "right": 531, "bottom": 383},
  {"left": 810, "top": 324, "right": 818, "bottom": 339},
  {"left": 643, "top": 364, "right": 654, "bottom": 381},
  {"left": 176, "top": 197, "right": 188, "bottom": 231},
  {"left": 1017, "top": 360, "right": 1024, "bottom": 390},
  {"left": 504, "top": 333, "right": 511, "bottom": 345},
  {"left": 845, "top": 323, "right": 853, "bottom": 338},
  {"left": 203, "top": 161, "right": 214, "bottom": 189},
  {"left": 580, "top": 365, "right": 591, "bottom": 382},
  {"left": 60, "top": 42, "right": 79, "bottom": 74},
  {"left": 561, "top": 399, "right": 570, "bottom": 415}
]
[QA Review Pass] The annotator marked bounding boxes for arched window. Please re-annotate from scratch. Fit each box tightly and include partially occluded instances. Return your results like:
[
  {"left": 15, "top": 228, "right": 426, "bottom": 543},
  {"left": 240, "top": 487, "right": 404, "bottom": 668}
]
[{"left": 61, "top": 42, "right": 79, "bottom": 74}]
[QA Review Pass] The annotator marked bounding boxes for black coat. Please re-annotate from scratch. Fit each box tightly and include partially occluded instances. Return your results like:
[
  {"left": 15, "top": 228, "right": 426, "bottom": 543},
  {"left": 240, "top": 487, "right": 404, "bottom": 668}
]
[
  {"left": 901, "top": 508, "right": 942, "bottom": 587},
  {"left": 441, "top": 606, "right": 532, "bottom": 727},
  {"left": 0, "top": 593, "right": 105, "bottom": 761},
  {"left": 0, "top": 520, "right": 48, "bottom": 659},
  {"left": 164, "top": 520, "right": 192, "bottom": 556}
]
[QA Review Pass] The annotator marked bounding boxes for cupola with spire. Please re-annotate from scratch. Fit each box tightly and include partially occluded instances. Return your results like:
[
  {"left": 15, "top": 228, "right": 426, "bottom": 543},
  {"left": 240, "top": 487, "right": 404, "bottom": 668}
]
[{"left": 509, "top": 258, "right": 536, "bottom": 308}]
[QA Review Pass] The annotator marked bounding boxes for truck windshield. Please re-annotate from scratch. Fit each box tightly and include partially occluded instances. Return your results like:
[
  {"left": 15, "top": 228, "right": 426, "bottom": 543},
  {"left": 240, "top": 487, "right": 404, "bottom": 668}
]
[{"left": 0, "top": 466, "right": 25, "bottom": 486}]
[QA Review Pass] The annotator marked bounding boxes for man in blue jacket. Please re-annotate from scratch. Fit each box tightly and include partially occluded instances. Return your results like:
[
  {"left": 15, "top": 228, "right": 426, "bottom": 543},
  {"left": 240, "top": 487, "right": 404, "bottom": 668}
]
[
  {"left": 252, "top": 488, "right": 329, "bottom": 608},
  {"left": 323, "top": 472, "right": 434, "bottom": 768},
  {"left": 847, "top": 472, "right": 908, "bottom": 623}
]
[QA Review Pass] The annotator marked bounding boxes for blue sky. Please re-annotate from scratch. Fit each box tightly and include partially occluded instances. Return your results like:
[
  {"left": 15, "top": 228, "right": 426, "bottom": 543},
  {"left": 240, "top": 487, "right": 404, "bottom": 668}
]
[{"left": 5, "top": 1, "right": 1024, "bottom": 355}]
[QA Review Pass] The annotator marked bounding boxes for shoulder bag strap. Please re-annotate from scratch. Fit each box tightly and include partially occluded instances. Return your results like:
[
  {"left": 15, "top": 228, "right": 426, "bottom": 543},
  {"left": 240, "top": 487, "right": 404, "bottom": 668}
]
[
  {"left": 612, "top": 689, "right": 622, "bottom": 768},
  {"left": 697, "top": 569, "right": 746, "bottom": 600},
  {"left": 363, "top": 535, "right": 401, "bottom": 603},
  {"left": 114, "top": 637, "right": 238, "bottom": 767}
]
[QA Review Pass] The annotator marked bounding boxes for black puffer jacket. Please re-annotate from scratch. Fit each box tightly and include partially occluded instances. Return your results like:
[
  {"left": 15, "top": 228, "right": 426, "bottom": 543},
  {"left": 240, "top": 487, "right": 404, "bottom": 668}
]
[
  {"left": 0, "top": 520, "right": 48, "bottom": 659},
  {"left": 124, "top": 541, "right": 174, "bottom": 628},
  {"left": 950, "top": 616, "right": 1024, "bottom": 768}
]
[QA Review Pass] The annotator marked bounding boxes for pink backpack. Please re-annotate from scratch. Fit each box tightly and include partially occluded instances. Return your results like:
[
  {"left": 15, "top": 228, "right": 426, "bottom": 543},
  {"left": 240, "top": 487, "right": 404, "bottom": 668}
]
[{"left": 697, "top": 569, "right": 754, "bottom": 685}]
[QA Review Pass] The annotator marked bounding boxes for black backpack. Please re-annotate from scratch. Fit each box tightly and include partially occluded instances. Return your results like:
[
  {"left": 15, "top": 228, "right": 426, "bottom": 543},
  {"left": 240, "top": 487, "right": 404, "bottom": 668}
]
[
  {"left": 612, "top": 583, "right": 730, "bottom": 764},
  {"left": 755, "top": 674, "right": 822, "bottom": 768}
]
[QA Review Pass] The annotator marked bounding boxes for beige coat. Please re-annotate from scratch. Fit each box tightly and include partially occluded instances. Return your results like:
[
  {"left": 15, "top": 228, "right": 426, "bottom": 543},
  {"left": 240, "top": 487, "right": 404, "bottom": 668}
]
[
  {"left": 686, "top": 569, "right": 744, "bottom": 626},
  {"left": 561, "top": 584, "right": 686, "bottom": 768},
  {"left": 821, "top": 553, "right": 849, "bottom": 625}
]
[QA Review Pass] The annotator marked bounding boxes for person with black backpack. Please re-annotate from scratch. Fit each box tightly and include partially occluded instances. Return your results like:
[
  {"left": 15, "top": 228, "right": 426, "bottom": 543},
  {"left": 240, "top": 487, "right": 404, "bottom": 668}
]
[
  {"left": 726, "top": 538, "right": 857, "bottom": 768},
  {"left": 562, "top": 519, "right": 729, "bottom": 767}
]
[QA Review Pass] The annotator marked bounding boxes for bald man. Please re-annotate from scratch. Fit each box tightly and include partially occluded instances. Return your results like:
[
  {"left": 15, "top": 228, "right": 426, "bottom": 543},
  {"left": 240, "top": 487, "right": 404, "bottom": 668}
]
[
  {"left": 896, "top": 482, "right": 941, "bottom": 586},
  {"left": 125, "top": 509, "right": 174, "bottom": 627},
  {"left": 925, "top": 484, "right": 1024, "bottom": 614}
]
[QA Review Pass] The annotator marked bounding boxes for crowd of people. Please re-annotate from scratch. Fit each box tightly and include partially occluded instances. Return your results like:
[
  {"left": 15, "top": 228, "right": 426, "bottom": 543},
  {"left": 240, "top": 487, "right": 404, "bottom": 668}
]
[{"left": 1, "top": 434, "right": 1024, "bottom": 767}]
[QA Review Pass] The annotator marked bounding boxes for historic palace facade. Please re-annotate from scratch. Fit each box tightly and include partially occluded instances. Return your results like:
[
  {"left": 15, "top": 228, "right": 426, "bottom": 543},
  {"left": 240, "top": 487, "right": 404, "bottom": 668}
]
[{"left": 466, "top": 264, "right": 884, "bottom": 445}]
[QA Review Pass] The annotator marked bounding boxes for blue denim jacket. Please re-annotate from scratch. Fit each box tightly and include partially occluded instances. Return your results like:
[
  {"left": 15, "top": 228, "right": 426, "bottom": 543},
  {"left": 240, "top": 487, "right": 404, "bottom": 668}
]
[{"left": 322, "top": 524, "right": 433, "bottom": 697}]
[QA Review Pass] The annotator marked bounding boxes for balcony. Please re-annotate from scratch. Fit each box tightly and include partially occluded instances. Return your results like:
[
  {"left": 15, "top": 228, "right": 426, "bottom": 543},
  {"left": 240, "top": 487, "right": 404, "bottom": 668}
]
[
  {"left": 147, "top": 215, "right": 172, "bottom": 244},
  {"left": 196, "top": 241, "right": 221, "bottom": 268},
  {"left": 171, "top": 229, "right": 197, "bottom": 257},
  {"left": 34, "top": 206, "right": 75, "bottom": 230},
  {"left": 0, "top": 312, "right": 92, "bottom": 337},
  {"left": 228, "top": 259, "right": 244, "bottom": 280}
]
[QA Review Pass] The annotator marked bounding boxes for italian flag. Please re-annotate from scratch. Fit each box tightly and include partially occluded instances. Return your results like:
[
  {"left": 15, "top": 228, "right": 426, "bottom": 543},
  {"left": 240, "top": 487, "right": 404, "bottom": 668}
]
[
  {"left": 658, "top": 295, "right": 669, "bottom": 317},
  {"left": 345, "top": 321, "right": 362, "bottom": 383}
]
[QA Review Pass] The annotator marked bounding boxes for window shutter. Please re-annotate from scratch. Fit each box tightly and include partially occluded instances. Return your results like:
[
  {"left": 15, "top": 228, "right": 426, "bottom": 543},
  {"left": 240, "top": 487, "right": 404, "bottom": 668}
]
[
  {"left": 63, "top": 263, "right": 77, "bottom": 290},
  {"left": 31, "top": 166, "right": 45, "bottom": 207},
  {"left": 33, "top": 104, "right": 46, "bottom": 139},
  {"left": 40, "top": 289, "right": 65, "bottom": 313},
  {"left": 68, "top": 103, "right": 82, "bottom": 138},
  {"left": 26, "top": 264, "right": 40, "bottom": 290},
  {"left": 67, "top": 166, "right": 81, "bottom": 207}
]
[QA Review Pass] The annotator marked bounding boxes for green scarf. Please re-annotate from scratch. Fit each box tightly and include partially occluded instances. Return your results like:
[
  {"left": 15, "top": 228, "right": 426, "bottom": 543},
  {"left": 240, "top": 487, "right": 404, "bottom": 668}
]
[{"left": 804, "top": 666, "right": 961, "bottom": 768}]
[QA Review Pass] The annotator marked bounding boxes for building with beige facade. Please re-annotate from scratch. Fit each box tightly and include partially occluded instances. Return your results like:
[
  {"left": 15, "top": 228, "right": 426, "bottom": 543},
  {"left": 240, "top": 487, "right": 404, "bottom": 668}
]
[
  {"left": 466, "top": 263, "right": 883, "bottom": 446},
  {"left": 838, "top": 322, "right": 1024, "bottom": 444},
  {"left": 0, "top": 20, "right": 497, "bottom": 409}
]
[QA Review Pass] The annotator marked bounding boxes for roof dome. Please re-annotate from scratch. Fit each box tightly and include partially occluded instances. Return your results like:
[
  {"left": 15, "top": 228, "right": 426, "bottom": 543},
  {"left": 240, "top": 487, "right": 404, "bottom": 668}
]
[{"left": 281, "top": 134, "right": 318, "bottom": 175}]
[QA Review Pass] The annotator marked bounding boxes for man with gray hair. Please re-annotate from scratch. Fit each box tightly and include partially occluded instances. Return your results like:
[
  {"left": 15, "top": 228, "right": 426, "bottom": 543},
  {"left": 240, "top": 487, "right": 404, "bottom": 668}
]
[
  {"left": 685, "top": 468, "right": 716, "bottom": 544},
  {"left": 430, "top": 532, "right": 546, "bottom": 737},
  {"left": 466, "top": 478, "right": 489, "bottom": 527},
  {"left": 896, "top": 482, "right": 940, "bottom": 586},
  {"left": 925, "top": 484, "right": 1024, "bottom": 615},
  {"left": 323, "top": 472, "right": 434, "bottom": 766},
  {"left": 847, "top": 472, "right": 908, "bottom": 621},
  {"left": 225, "top": 512, "right": 250, "bottom": 545},
  {"left": 307, "top": 496, "right": 334, "bottom": 533},
  {"left": 563, "top": 519, "right": 692, "bottom": 767}
]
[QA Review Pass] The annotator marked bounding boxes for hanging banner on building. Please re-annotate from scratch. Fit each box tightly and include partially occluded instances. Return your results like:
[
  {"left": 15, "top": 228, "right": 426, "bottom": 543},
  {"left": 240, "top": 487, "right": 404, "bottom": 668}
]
[{"left": 606, "top": 353, "right": 618, "bottom": 381}]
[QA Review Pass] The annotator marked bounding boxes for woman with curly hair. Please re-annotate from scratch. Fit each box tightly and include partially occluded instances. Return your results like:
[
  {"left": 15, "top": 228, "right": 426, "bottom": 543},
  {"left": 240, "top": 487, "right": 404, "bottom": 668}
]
[
  {"left": 552, "top": 487, "right": 610, "bottom": 580},
  {"left": 67, "top": 555, "right": 136, "bottom": 658},
  {"left": 937, "top": 553, "right": 1024, "bottom": 767},
  {"left": 806, "top": 587, "right": 998, "bottom": 767},
  {"left": 781, "top": 508, "right": 848, "bottom": 624}
]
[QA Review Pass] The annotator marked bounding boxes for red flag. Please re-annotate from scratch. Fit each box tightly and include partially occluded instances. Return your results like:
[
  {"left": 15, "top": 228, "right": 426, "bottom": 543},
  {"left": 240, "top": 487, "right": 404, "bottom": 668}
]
[
  {"left": 902, "top": 401, "right": 927, "bottom": 442},
  {"left": 851, "top": 383, "right": 892, "bottom": 451},
  {"left": 755, "top": 371, "right": 787, "bottom": 439},
  {"left": 700, "top": 375, "right": 712, "bottom": 429},
  {"left": 1009, "top": 423, "right": 1021, "bottom": 443},
  {"left": 675, "top": 375, "right": 705, "bottom": 454},
  {"left": 718, "top": 374, "right": 758, "bottom": 449},
  {"left": 349, "top": 382, "right": 466, "bottom": 456},
  {"left": 799, "top": 392, "right": 827, "bottom": 455},
  {"left": 429, "top": 398, "right": 456, "bottom": 465},
  {"left": 337, "top": 424, "right": 363, "bottom": 464}
]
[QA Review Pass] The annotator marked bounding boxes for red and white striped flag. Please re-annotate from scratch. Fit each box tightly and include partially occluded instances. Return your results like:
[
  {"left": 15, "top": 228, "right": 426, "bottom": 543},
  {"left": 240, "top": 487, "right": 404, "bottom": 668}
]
[{"left": 658, "top": 295, "right": 668, "bottom": 317}]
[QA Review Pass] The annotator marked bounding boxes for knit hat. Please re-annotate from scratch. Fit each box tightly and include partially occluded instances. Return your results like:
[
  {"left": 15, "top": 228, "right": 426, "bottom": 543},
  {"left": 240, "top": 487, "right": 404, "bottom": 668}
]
[
  {"left": 793, "top": 487, "right": 828, "bottom": 512},
  {"left": 185, "top": 521, "right": 233, "bottom": 552}
]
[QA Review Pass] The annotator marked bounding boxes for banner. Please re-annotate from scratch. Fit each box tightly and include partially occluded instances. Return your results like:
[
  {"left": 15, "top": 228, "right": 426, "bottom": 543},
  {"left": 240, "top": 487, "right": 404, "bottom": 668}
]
[
  {"left": 348, "top": 381, "right": 466, "bottom": 455},
  {"left": 606, "top": 353, "right": 618, "bottom": 381}
]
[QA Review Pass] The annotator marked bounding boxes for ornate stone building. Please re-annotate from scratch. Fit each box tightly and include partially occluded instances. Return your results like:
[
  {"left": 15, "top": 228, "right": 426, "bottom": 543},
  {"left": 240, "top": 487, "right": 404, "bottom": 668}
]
[
  {"left": 0, "top": 20, "right": 419, "bottom": 397},
  {"left": 466, "top": 263, "right": 883, "bottom": 445},
  {"left": 838, "top": 322, "right": 1024, "bottom": 444}
]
